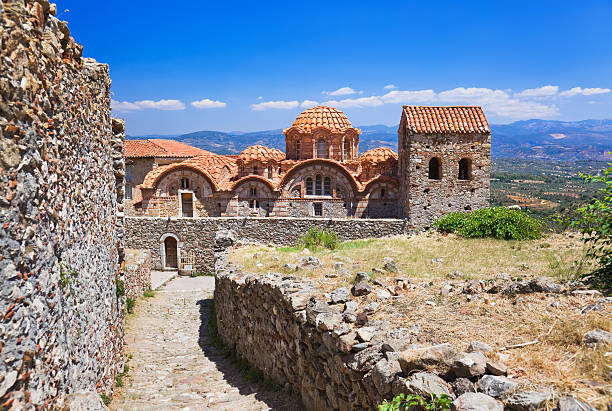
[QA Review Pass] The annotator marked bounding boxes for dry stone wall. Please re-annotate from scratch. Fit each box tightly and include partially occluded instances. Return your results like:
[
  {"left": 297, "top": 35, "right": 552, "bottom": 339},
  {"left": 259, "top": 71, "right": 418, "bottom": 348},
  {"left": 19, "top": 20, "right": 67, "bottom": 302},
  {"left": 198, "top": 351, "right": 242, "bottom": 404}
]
[
  {"left": 124, "top": 249, "right": 151, "bottom": 299},
  {"left": 0, "top": 1, "right": 125, "bottom": 408},
  {"left": 125, "top": 217, "right": 411, "bottom": 274}
]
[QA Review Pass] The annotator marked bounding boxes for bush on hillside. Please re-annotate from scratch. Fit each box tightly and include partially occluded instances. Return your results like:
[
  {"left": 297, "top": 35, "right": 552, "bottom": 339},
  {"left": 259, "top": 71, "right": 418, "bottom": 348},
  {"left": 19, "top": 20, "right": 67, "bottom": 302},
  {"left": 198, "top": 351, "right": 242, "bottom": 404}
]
[
  {"left": 298, "top": 227, "right": 338, "bottom": 251},
  {"left": 434, "top": 207, "right": 543, "bottom": 240},
  {"left": 571, "top": 162, "right": 611, "bottom": 291}
]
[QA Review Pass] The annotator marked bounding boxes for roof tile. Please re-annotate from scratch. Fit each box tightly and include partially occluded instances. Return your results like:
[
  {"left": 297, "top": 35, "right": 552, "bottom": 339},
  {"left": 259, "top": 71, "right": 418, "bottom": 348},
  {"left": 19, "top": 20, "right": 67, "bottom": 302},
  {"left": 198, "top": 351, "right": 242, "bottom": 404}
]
[{"left": 402, "top": 106, "right": 490, "bottom": 135}]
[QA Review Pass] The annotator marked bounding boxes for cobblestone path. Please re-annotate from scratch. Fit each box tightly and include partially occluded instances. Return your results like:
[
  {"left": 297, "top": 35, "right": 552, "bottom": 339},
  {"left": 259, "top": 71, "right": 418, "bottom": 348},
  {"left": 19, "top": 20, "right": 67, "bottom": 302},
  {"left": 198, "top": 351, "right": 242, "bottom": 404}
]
[{"left": 112, "top": 277, "right": 297, "bottom": 410}]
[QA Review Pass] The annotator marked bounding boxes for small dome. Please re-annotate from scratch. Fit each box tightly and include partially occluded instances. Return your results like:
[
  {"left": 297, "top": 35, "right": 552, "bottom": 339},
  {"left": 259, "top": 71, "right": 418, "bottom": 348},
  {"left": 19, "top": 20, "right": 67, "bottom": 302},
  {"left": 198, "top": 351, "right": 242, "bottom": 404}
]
[
  {"left": 239, "top": 145, "right": 285, "bottom": 162},
  {"left": 359, "top": 148, "right": 398, "bottom": 164},
  {"left": 289, "top": 106, "right": 356, "bottom": 134}
]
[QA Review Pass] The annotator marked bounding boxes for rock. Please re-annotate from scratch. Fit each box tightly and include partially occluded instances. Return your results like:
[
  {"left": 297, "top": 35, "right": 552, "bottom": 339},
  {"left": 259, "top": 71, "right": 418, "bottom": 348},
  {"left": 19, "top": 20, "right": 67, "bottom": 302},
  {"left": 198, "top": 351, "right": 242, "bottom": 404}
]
[
  {"left": 61, "top": 391, "right": 109, "bottom": 410},
  {"left": 375, "top": 288, "right": 391, "bottom": 301},
  {"left": 330, "top": 287, "right": 350, "bottom": 304},
  {"left": 440, "top": 284, "right": 453, "bottom": 297},
  {"left": 364, "top": 302, "right": 379, "bottom": 313},
  {"left": 432, "top": 258, "right": 443, "bottom": 264},
  {"left": 463, "top": 280, "right": 484, "bottom": 294},
  {"left": 215, "top": 229, "right": 236, "bottom": 249},
  {"left": 351, "top": 281, "right": 372, "bottom": 296},
  {"left": 448, "top": 351, "right": 487, "bottom": 378},
  {"left": 505, "top": 391, "right": 553, "bottom": 411},
  {"left": 315, "top": 312, "right": 342, "bottom": 331},
  {"left": 331, "top": 323, "right": 351, "bottom": 338},
  {"left": 355, "top": 272, "right": 370, "bottom": 283},
  {"left": 325, "top": 272, "right": 338, "bottom": 278},
  {"left": 557, "top": 396, "right": 597, "bottom": 411},
  {"left": 372, "top": 268, "right": 385, "bottom": 275},
  {"left": 305, "top": 300, "right": 335, "bottom": 325},
  {"left": 337, "top": 332, "right": 357, "bottom": 353},
  {"left": 343, "top": 312, "right": 357, "bottom": 323},
  {"left": 0, "top": 370, "right": 18, "bottom": 398},
  {"left": 447, "top": 270, "right": 464, "bottom": 279},
  {"left": 467, "top": 341, "right": 493, "bottom": 353},
  {"left": 571, "top": 289, "right": 602, "bottom": 296},
  {"left": 298, "top": 256, "right": 321, "bottom": 268},
  {"left": 503, "top": 277, "right": 562, "bottom": 295},
  {"left": 356, "top": 312, "right": 368, "bottom": 326},
  {"left": 372, "top": 359, "right": 401, "bottom": 395},
  {"left": 451, "top": 393, "right": 503, "bottom": 411},
  {"left": 583, "top": 329, "right": 612, "bottom": 347},
  {"left": 356, "top": 326, "right": 376, "bottom": 342},
  {"left": 283, "top": 263, "right": 299, "bottom": 271},
  {"left": 336, "top": 268, "right": 351, "bottom": 277},
  {"left": 334, "top": 262, "right": 345, "bottom": 271},
  {"left": 398, "top": 343, "right": 457, "bottom": 374},
  {"left": 477, "top": 375, "right": 517, "bottom": 399},
  {"left": 403, "top": 372, "right": 453, "bottom": 398},
  {"left": 383, "top": 257, "right": 398, "bottom": 273},
  {"left": 452, "top": 378, "right": 476, "bottom": 396},
  {"left": 344, "top": 301, "right": 358, "bottom": 313},
  {"left": 352, "top": 342, "right": 370, "bottom": 351},
  {"left": 486, "top": 361, "right": 507, "bottom": 376},
  {"left": 580, "top": 297, "right": 611, "bottom": 314}
]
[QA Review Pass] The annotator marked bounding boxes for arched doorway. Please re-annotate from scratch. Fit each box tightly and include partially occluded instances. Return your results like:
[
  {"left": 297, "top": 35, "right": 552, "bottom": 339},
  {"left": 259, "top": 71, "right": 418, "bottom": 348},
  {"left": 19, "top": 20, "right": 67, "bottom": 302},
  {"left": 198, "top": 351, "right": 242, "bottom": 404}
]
[{"left": 164, "top": 237, "right": 178, "bottom": 269}]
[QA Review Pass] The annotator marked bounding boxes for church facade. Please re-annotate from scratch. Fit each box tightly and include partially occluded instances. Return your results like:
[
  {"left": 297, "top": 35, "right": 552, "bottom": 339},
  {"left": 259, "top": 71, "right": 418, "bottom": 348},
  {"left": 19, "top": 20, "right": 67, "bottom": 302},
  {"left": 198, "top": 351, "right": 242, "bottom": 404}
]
[{"left": 124, "top": 105, "right": 491, "bottom": 226}]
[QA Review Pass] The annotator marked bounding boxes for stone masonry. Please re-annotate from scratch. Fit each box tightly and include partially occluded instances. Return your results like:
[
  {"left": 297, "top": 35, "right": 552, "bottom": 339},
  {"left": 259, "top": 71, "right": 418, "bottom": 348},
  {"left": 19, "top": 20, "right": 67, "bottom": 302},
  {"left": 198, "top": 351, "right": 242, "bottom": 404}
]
[{"left": 0, "top": 1, "right": 125, "bottom": 408}]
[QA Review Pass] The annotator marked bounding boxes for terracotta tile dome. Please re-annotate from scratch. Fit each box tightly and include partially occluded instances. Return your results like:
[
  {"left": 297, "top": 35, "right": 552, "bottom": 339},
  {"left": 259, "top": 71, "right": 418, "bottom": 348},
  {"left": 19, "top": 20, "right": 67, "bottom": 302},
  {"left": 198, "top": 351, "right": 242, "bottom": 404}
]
[
  {"left": 239, "top": 145, "right": 285, "bottom": 162},
  {"left": 289, "top": 106, "right": 356, "bottom": 134},
  {"left": 359, "top": 147, "right": 398, "bottom": 164}
]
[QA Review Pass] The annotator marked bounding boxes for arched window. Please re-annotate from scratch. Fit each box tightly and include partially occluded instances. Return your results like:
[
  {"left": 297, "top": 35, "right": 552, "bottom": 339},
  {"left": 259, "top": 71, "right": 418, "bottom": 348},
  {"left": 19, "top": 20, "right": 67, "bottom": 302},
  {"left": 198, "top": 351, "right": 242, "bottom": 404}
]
[
  {"left": 380, "top": 188, "right": 386, "bottom": 198},
  {"left": 343, "top": 139, "right": 350, "bottom": 161},
  {"left": 428, "top": 158, "right": 441, "bottom": 180},
  {"left": 336, "top": 187, "right": 343, "bottom": 198},
  {"left": 305, "top": 177, "right": 313, "bottom": 195},
  {"left": 253, "top": 165, "right": 258, "bottom": 175},
  {"left": 249, "top": 187, "right": 257, "bottom": 197},
  {"left": 323, "top": 177, "right": 331, "bottom": 196},
  {"left": 315, "top": 174, "right": 322, "bottom": 195},
  {"left": 317, "top": 139, "right": 327, "bottom": 159},
  {"left": 267, "top": 166, "right": 273, "bottom": 179},
  {"left": 296, "top": 140, "right": 302, "bottom": 159},
  {"left": 181, "top": 178, "right": 190, "bottom": 189},
  {"left": 458, "top": 158, "right": 472, "bottom": 180}
]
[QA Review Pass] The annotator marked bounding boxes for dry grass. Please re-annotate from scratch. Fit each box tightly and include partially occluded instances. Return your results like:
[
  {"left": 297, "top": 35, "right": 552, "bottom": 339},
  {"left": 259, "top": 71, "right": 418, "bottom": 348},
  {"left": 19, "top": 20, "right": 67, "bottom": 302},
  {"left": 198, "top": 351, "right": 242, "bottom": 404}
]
[{"left": 228, "top": 232, "right": 611, "bottom": 408}]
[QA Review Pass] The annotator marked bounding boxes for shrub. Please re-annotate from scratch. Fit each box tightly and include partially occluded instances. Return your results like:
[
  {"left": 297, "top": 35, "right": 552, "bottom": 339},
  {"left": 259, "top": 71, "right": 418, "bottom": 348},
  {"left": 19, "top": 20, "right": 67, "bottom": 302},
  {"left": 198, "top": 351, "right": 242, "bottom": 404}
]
[
  {"left": 126, "top": 297, "right": 135, "bottom": 314},
  {"left": 571, "top": 162, "right": 612, "bottom": 291},
  {"left": 115, "top": 279, "right": 125, "bottom": 298},
  {"left": 298, "top": 227, "right": 338, "bottom": 250},
  {"left": 379, "top": 393, "right": 452, "bottom": 411},
  {"left": 434, "top": 207, "right": 542, "bottom": 240}
]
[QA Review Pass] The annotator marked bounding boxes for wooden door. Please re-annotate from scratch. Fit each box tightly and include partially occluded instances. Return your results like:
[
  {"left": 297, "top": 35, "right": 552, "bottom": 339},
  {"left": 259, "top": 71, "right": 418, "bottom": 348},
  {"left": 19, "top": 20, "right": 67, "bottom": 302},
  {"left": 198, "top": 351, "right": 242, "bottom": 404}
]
[{"left": 164, "top": 237, "right": 178, "bottom": 269}]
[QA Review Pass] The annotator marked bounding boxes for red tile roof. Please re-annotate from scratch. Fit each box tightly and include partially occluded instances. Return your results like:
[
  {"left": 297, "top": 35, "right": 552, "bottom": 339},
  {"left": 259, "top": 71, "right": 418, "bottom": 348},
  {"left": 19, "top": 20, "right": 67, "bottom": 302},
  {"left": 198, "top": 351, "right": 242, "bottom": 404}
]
[
  {"left": 284, "top": 106, "right": 361, "bottom": 134},
  {"left": 125, "top": 139, "right": 211, "bottom": 158},
  {"left": 402, "top": 106, "right": 490, "bottom": 134},
  {"left": 239, "top": 145, "right": 286, "bottom": 163},
  {"left": 359, "top": 147, "right": 398, "bottom": 164}
]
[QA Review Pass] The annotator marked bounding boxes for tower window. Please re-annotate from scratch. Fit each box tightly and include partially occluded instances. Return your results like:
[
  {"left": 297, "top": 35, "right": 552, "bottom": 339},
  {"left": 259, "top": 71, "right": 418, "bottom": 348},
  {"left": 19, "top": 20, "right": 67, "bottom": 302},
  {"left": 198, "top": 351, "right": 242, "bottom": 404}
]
[
  {"left": 428, "top": 158, "right": 441, "bottom": 180},
  {"left": 317, "top": 139, "right": 327, "bottom": 159},
  {"left": 458, "top": 158, "right": 472, "bottom": 180},
  {"left": 306, "top": 177, "right": 313, "bottom": 195},
  {"left": 181, "top": 178, "right": 190, "bottom": 189}
]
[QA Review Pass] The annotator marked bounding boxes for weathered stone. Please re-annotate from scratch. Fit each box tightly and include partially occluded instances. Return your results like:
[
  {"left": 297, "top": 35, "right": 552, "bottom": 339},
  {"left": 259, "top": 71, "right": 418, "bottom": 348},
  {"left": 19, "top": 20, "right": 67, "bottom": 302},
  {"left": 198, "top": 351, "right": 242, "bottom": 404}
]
[
  {"left": 402, "top": 372, "right": 453, "bottom": 398},
  {"left": 467, "top": 341, "right": 493, "bottom": 353},
  {"left": 398, "top": 343, "right": 457, "bottom": 374},
  {"left": 448, "top": 351, "right": 487, "bottom": 378},
  {"left": 364, "top": 302, "right": 379, "bottom": 313},
  {"left": 356, "top": 327, "right": 376, "bottom": 342},
  {"left": 375, "top": 288, "right": 391, "bottom": 301},
  {"left": 477, "top": 375, "right": 517, "bottom": 399},
  {"left": 372, "top": 359, "right": 401, "bottom": 395},
  {"left": 382, "top": 257, "right": 398, "bottom": 273},
  {"left": 451, "top": 378, "right": 476, "bottom": 397},
  {"left": 330, "top": 287, "right": 350, "bottom": 304},
  {"left": 485, "top": 361, "right": 507, "bottom": 376},
  {"left": 344, "top": 301, "right": 358, "bottom": 313},
  {"left": 452, "top": 393, "right": 503, "bottom": 411},
  {"left": 337, "top": 332, "right": 357, "bottom": 353},
  {"left": 306, "top": 300, "right": 335, "bottom": 325},
  {"left": 316, "top": 312, "right": 343, "bottom": 331},
  {"left": 215, "top": 229, "right": 236, "bottom": 249},
  {"left": 440, "top": 283, "right": 453, "bottom": 297},
  {"left": 503, "top": 277, "right": 562, "bottom": 295},
  {"left": 583, "top": 329, "right": 612, "bottom": 347},
  {"left": 355, "top": 272, "right": 370, "bottom": 283},
  {"left": 505, "top": 391, "right": 553, "bottom": 410},
  {"left": 351, "top": 281, "right": 372, "bottom": 296},
  {"left": 298, "top": 256, "right": 321, "bottom": 268},
  {"left": 283, "top": 263, "right": 299, "bottom": 271},
  {"left": 343, "top": 312, "right": 357, "bottom": 323},
  {"left": 356, "top": 312, "right": 368, "bottom": 325},
  {"left": 61, "top": 391, "right": 109, "bottom": 410},
  {"left": 557, "top": 396, "right": 597, "bottom": 411}
]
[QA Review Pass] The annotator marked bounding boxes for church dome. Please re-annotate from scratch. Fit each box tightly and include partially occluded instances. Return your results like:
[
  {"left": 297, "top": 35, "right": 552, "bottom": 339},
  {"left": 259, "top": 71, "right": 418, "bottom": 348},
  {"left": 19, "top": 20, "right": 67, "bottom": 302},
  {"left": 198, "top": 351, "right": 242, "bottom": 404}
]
[
  {"left": 359, "top": 147, "right": 398, "bottom": 164},
  {"left": 239, "top": 145, "right": 285, "bottom": 163},
  {"left": 288, "top": 106, "right": 356, "bottom": 134}
]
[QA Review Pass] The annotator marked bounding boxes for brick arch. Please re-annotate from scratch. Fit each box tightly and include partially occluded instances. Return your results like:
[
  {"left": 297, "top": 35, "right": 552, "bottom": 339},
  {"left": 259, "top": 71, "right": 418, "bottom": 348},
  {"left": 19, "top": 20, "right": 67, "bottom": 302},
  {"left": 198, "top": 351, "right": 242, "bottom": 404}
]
[
  {"left": 230, "top": 175, "right": 276, "bottom": 198},
  {"left": 279, "top": 159, "right": 359, "bottom": 198},
  {"left": 156, "top": 168, "right": 215, "bottom": 198},
  {"left": 149, "top": 164, "right": 218, "bottom": 192},
  {"left": 362, "top": 176, "right": 400, "bottom": 199}
]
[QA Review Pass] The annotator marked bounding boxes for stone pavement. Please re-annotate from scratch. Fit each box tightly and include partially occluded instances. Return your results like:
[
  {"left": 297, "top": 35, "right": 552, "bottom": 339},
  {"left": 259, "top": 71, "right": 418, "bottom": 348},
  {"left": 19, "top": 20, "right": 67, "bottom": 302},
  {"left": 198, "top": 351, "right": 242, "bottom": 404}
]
[
  {"left": 150, "top": 270, "right": 178, "bottom": 290},
  {"left": 112, "top": 276, "right": 299, "bottom": 410}
]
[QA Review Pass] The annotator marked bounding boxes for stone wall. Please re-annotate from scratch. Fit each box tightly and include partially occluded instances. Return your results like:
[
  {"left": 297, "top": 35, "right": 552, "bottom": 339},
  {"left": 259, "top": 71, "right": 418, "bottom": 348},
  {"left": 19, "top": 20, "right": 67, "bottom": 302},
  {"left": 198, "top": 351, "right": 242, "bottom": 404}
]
[
  {"left": 125, "top": 217, "right": 411, "bottom": 274},
  {"left": 124, "top": 250, "right": 152, "bottom": 299},
  {"left": 0, "top": 1, "right": 125, "bottom": 408}
]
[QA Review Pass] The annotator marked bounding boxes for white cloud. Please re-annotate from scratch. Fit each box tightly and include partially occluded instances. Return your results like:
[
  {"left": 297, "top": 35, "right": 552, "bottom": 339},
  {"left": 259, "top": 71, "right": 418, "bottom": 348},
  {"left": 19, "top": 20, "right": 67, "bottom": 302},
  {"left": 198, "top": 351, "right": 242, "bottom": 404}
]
[
  {"left": 257, "top": 96, "right": 263, "bottom": 100},
  {"left": 250, "top": 100, "right": 300, "bottom": 111},
  {"left": 514, "top": 85, "right": 559, "bottom": 98},
  {"left": 550, "top": 133, "right": 566, "bottom": 139},
  {"left": 322, "top": 96, "right": 384, "bottom": 108},
  {"left": 384, "top": 84, "right": 396, "bottom": 90},
  {"left": 191, "top": 98, "right": 227, "bottom": 109},
  {"left": 380, "top": 89, "right": 436, "bottom": 103},
  {"left": 111, "top": 99, "right": 185, "bottom": 112},
  {"left": 322, "top": 86, "right": 360, "bottom": 96},
  {"left": 300, "top": 100, "right": 319, "bottom": 108},
  {"left": 437, "top": 87, "right": 510, "bottom": 102},
  {"left": 559, "top": 87, "right": 611, "bottom": 97}
]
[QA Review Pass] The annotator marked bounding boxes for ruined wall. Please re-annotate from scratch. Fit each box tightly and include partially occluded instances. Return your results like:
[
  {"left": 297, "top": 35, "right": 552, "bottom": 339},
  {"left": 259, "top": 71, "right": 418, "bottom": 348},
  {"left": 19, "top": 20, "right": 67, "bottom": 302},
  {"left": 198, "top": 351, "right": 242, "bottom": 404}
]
[
  {"left": 0, "top": 1, "right": 125, "bottom": 408},
  {"left": 125, "top": 217, "right": 411, "bottom": 274},
  {"left": 124, "top": 249, "right": 151, "bottom": 299}
]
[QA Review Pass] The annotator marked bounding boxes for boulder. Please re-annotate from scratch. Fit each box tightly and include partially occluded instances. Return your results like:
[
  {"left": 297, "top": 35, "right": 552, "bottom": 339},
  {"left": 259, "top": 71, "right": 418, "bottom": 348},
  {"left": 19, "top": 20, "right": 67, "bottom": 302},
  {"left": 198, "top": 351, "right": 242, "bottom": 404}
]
[
  {"left": 61, "top": 391, "right": 109, "bottom": 411},
  {"left": 356, "top": 326, "right": 376, "bottom": 342},
  {"left": 315, "top": 312, "right": 342, "bottom": 331},
  {"left": 352, "top": 281, "right": 372, "bottom": 296},
  {"left": 342, "top": 312, "right": 357, "bottom": 323},
  {"left": 503, "top": 277, "right": 562, "bottom": 295},
  {"left": 485, "top": 361, "right": 507, "bottom": 376},
  {"left": 451, "top": 393, "right": 503, "bottom": 411},
  {"left": 398, "top": 343, "right": 457, "bottom": 374},
  {"left": 440, "top": 284, "right": 454, "bottom": 297},
  {"left": 344, "top": 301, "right": 358, "bottom": 313},
  {"left": 477, "top": 375, "right": 517, "bottom": 399},
  {"left": 305, "top": 300, "right": 335, "bottom": 325},
  {"left": 355, "top": 272, "right": 370, "bottom": 283},
  {"left": 557, "top": 396, "right": 597, "bottom": 411},
  {"left": 448, "top": 351, "right": 487, "bottom": 378},
  {"left": 383, "top": 257, "right": 398, "bottom": 273},
  {"left": 402, "top": 372, "right": 453, "bottom": 398},
  {"left": 330, "top": 287, "right": 350, "bottom": 304},
  {"left": 298, "top": 256, "right": 321, "bottom": 268},
  {"left": 215, "top": 229, "right": 236, "bottom": 249},
  {"left": 364, "top": 302, "right": 379, "bottom": 313},
  {"left": 505, "top": 391, "right": 553, "bottom": 411},
  {"left": 372, "top": 359, "right": 401, "bottom": 395},
  {"left": 356, "top": 312, "right": 368, "bottom": 325},
  {"left": 467, "top": 341, "right": 493, "bottom": 353},
  {"left": 376, "top": 288, "right": 392, "bottom": 301},
  {"left": 283, "top": 263, "right": 299, "bottom": 271},
  {"left": 583, "top": 329, "right": 612, "bottom": 347},
  {"left": 452, "top": 378, "right": 476, "bottom": 397}
]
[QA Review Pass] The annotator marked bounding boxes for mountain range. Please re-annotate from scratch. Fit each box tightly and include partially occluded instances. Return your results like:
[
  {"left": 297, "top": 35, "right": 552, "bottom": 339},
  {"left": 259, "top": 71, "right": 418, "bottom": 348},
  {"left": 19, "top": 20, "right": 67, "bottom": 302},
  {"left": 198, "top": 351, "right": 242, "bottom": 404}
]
[{"left": 129, "top": 119, "right": 612, "bottom": 161}]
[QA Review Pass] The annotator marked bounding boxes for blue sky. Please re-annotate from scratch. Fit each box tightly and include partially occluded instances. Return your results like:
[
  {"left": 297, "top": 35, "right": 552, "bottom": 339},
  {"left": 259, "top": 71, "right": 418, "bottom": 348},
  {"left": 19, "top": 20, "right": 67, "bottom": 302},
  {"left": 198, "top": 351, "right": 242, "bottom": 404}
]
[{"left": 56, "top": 0, "right": 612, "bottom": 135}]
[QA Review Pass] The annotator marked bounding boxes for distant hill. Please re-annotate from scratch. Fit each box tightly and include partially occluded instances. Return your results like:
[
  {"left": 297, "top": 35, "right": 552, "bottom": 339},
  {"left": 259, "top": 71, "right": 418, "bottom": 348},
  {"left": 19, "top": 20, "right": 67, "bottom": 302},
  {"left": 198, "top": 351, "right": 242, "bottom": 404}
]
[{"left": 128, "top": 119, "right": 612, "bottom": 161}]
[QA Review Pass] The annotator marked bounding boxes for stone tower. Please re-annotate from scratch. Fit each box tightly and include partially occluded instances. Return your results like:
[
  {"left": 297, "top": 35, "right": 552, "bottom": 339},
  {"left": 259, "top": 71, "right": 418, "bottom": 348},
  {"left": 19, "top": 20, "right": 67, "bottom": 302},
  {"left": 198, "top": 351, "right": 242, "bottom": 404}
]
[{"left": 398, "top": 106, "right": 491, "bottom": 226}]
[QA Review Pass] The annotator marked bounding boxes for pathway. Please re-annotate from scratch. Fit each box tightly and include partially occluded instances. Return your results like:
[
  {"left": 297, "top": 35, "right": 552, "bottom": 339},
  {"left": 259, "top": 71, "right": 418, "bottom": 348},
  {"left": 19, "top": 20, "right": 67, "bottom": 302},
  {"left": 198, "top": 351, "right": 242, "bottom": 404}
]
[{"left": 112, "top": 276, "right": 297, "bottom": 410}]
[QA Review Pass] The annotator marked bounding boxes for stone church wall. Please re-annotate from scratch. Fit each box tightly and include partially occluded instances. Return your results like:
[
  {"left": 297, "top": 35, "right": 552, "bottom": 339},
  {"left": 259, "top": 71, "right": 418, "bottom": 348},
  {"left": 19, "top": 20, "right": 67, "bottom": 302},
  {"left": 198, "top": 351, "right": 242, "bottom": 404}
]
[
  {"left": 125, "top": 217, "right": 411, "bottom": 274},
  {"left": 0, "top": 1, "right": 125, "bottom": 408}
]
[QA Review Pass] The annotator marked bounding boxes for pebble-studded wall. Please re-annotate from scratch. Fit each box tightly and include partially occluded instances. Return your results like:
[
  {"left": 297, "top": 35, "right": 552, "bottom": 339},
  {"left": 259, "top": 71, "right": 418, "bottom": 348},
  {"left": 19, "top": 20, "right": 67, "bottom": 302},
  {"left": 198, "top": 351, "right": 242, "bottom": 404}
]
[{"left": 0, "top": 1, "right": 125, "bottom": 408}]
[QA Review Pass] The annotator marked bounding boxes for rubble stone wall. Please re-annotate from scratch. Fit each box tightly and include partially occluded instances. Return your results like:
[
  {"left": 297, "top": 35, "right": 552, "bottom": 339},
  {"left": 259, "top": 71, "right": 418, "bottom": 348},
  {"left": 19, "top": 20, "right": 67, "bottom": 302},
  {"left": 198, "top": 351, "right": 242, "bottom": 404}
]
[
  {"left": 125, "top": 217, "right": 410, "bottom": 274},
  {"left": 0, "top": 1, "right": 125, "bottom": 408},
  {"left": 124, "top": 250, "right": 152, "bottom": 299}
]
